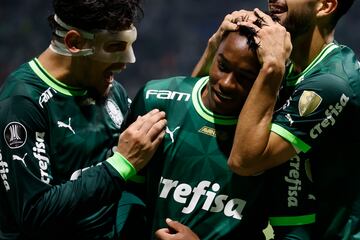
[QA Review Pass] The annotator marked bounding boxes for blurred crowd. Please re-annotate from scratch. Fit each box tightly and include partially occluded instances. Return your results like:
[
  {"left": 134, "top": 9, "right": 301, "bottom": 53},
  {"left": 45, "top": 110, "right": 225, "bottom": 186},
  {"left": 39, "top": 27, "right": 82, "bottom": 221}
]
[{"left": 1, "top": 0, "right": 359, "bottom": 98}]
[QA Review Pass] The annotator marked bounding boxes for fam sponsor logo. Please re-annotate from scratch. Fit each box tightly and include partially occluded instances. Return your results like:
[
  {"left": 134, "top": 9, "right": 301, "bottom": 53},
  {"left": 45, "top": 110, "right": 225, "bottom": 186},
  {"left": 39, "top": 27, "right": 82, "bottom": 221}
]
[
  {"left": 284, "top": 155, "right": 302, "bottom": 207},
  {"left": 146, "top": 89, "right": 191, "bottom": 102},
  {"left": 33, "top": 132, "right": 51, "bottom": 184},
  {"left": 106, "top": 99, "right": 123, "bottom": 128},
  {"left": 158, "top": 177, "right": 246, "bottom": 220},
  {"left": 0, "top": 150, "right": 10, "bottom": 191},
  {"left": 39, "top": 87, "right": 56, "bottom": 108},
  {"left": 310, "top": 94, "right": 349, "bottom": 139},
  {"left": 4, "top": 122, "right": 27, "bottom": 149}
]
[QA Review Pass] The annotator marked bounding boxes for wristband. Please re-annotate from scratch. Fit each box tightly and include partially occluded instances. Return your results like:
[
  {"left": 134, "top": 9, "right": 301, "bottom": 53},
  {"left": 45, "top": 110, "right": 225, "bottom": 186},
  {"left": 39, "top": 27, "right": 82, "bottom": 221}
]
[{"left": 106, "top": 151, "right": 137, "bottom": 181}]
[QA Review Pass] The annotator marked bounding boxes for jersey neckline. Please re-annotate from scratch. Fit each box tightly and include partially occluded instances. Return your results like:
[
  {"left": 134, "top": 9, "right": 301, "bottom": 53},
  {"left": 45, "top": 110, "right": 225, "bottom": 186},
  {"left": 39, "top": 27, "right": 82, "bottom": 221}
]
[
  {"left": 286, "top": 42, "right": 339, "bottom": 86},
  {"left": 192, "top": 76, "right": 237, "bottom": 126},
  {"left": 29, "top": 58, "right": 87, "bottom": 96}
]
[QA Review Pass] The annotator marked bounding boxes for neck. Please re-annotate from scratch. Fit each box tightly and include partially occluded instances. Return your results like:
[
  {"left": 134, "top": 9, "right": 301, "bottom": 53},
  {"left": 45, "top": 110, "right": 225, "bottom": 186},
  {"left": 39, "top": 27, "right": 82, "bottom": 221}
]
[
  {"left": 38, "top": 48, "right": 83, "bottom": 87},
  {"left": 290, "top": 26, "right": 335, "bottom": 73}
]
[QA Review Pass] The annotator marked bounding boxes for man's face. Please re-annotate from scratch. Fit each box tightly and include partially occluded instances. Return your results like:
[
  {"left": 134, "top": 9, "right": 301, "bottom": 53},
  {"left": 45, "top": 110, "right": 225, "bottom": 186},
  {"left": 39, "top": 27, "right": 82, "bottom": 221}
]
[
  {"left": 268, "top": 0, "right": 319, "bottom": 39},
  {"left": 205, "top": 32, "right": 260, "bottom": 116},
  {"left": 78, "top": 27, "right": 137, "bottom": 97}
]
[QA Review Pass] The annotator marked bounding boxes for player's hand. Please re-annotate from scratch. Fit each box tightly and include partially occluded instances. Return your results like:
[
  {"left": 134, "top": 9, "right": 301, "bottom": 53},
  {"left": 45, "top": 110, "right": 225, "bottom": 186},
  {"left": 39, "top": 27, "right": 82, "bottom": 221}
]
[
  {"left": 116, "top": 109, "right": 166, "bottom": 171},
  {"left": 208, "top": 9, "right": 256, "bottom": 52},
  {"left": 155, "top": 218, "right": 200, "bottom": 240},
  {"left": 238, "top": 8, "right": 292, "bottom": 68}
]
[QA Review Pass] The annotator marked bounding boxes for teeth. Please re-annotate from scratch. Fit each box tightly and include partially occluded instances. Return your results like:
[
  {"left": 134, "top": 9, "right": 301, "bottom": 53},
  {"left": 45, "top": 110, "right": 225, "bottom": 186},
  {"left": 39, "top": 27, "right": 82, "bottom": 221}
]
[
  {"left": 218, "top": 92, "right": 232, "bottom": 100},
  {"left": 112, "top": 69, "right": 123, "bottom": 74}
]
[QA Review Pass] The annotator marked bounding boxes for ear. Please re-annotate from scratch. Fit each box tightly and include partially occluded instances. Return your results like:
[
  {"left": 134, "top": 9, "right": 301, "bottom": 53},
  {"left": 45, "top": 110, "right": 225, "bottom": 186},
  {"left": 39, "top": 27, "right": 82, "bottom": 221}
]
[
  {"left": 316, "top": 0, "right": 337, "bottom": 17},
  {"left": 63, "top": 30, "right": 87, "bottom": 53}
]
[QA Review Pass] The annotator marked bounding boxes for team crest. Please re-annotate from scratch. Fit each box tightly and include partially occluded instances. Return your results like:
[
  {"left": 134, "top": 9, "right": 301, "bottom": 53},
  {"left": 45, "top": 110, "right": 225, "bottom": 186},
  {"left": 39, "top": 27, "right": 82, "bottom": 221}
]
[
  {"left": 4, "top": 122, "right": 27, "bottom": 149},
  {"left": 105, "top": 99, "right": 123, "bottom": 128},
  {"left": 298, "top": 91, "right": 322, "bottom": 117}
]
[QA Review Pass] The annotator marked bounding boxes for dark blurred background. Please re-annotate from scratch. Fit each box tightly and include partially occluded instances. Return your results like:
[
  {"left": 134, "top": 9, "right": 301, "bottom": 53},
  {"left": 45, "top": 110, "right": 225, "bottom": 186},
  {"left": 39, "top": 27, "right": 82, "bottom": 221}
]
[{"left": 1, "top": 0, "right": 359, "bottom": 98}]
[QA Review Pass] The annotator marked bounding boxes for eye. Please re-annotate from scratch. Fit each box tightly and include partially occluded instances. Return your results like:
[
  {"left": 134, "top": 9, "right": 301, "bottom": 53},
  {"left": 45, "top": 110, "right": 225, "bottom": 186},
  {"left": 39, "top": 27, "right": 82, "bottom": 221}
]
[
  {"left": 104, "top": 41, "right": 127, "bottom": 52},
  {"left": 218, "top": 60, "right": 229, "bottom": 73},
  {"left": 235, "top": 72, "right": 257, "bottom": 85}
]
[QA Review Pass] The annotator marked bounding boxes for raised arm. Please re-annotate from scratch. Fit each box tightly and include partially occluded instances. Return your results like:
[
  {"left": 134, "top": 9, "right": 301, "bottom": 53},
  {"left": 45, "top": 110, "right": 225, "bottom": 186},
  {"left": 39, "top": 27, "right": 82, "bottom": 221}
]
[{"left": 228, "top": 9, "right": 295, "bottom": 176}]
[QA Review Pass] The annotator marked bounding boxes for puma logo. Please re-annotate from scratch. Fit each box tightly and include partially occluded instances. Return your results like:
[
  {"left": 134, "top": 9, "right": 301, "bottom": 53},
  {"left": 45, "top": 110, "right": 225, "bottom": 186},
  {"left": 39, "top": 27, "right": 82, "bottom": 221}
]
[
  {"left": 285, "top": 113, "right": 294, "bottom": 126},
  {"left": 12, "top": 153, "right": 27, "bottom": 167},
  {"left": 57, "top": 117, "right": 75, "bottom": 134},
  {"left": 166, "top": 126, "right": 180, "bottom": 143}
]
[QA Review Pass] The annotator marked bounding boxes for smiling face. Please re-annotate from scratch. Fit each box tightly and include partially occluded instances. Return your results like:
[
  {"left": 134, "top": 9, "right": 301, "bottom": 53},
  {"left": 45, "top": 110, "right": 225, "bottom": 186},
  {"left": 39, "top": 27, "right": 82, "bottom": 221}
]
[
  {"left": 203, "top": 31, "right": 260, "bottom": 116},
  {"left": 268, "top": 0, "right": 319, "bottom": 39}
]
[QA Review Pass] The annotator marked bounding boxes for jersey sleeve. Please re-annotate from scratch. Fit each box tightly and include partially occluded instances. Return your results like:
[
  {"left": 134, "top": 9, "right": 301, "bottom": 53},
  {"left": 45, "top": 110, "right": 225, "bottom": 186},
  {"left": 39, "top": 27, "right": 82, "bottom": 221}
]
[
  {"left": 0, "top": 95, "right": 127, "bottom": 236},
  {"left": 271, "top": 74, "right": 354, "bottom": 153},
  {"left": 265, "top": 153, "right": 316, "bottom": 239}
]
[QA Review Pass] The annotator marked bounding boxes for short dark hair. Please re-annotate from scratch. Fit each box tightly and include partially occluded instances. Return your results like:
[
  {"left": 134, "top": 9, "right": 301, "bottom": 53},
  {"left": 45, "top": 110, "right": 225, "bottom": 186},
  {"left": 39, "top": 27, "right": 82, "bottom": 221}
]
[
  {"left": 48, "top": 0, "right": 144, "bottom": 32},
  {"left": 332, "top": 0, "right": 355, "bottom": 26},
  {"left": 221, "top": 26, "right": 259, "bottom": 53},
  {"left": 221, "top": 11, "right": 280, "bottom": 53}
]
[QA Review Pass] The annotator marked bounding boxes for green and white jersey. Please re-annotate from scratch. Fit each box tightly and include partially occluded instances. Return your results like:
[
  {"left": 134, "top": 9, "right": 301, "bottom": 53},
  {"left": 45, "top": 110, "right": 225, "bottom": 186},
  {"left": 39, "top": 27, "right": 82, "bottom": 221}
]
[
  {"left": 0, "top": 58, "right": 133, "bottom": 239},
  {"left": 271, "top": 42, "right": 360, "bottom": 237},
  {"left": 128, "top": 76, "right": 315, "bottom": 240}
]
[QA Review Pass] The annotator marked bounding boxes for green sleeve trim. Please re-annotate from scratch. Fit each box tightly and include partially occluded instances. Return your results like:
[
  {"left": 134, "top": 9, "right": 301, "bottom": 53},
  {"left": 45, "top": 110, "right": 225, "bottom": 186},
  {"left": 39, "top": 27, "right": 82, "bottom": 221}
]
[
  {"left": 269, "top": 213, "right": 316, "bottom": 226},
  {"left": 270, "top": 123, "right": 311, "bottom": 153},
  {"left": 106, "top": 152, "right": 137, "bottom": 181},
  {"left": 128, "top": 174, "right": 145, "bottom": 183}
]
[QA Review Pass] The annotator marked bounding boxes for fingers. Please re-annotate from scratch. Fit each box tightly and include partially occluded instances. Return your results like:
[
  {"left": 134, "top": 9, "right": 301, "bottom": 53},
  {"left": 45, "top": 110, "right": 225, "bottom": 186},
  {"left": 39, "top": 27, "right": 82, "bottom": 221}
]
[
  {"left": 130, "top": 109, "right": 166, "bottom": 135},
  {"left": 253, "top": 8, "right": 275, "bottom": 25},
  {"left": 116, "top": 109, "right": 167, "bottom": 171},
  {"left": 155, "top": 218, "right": 200, "bottom": 240},
  {"left": 130, "top": 108, "right": 162, "bottom": 130}
]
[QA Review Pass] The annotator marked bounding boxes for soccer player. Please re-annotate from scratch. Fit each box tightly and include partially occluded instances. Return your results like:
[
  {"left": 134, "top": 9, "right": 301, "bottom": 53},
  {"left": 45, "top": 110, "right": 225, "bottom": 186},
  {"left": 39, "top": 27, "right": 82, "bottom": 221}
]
[
  {"left": 194, "top": 1, "right": 360, "bottom": 239},
  {"left": 0, "top": 0, "right": 166, "bottom": 239},
  {"left": 127, "top": 23, "right": 315, "bottom": 239}
]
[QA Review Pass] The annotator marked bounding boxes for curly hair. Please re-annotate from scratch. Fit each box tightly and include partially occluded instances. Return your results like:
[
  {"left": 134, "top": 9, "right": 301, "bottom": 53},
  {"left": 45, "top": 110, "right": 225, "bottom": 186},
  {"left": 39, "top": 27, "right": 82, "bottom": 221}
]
[
  {"left": 221, "top": 11, "right": 280, "bottom": 53},
  {"left": 48, "top": 0, "right": 144, "bottom": 32}
]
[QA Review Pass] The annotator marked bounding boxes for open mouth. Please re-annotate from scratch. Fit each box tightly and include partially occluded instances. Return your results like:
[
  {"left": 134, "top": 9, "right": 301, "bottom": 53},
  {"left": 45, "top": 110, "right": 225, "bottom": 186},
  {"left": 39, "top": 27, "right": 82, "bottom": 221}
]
[
  {"left": 215, "top": 90, "right": 233, "bottom": 101},
  {"left": 104, "top": 71, "right": 114, "bottom": 84}
]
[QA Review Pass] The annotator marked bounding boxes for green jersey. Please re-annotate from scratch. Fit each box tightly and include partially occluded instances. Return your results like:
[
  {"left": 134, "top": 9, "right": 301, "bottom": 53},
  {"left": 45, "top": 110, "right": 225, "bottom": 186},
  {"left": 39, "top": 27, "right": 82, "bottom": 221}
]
[
  {"left": 271, "top": 42, "right": 360, "bottom": 238},
  {"left": 0, "top": 58, "right": 136, "bottom": 239},
  {"left": 128, "top": 76, "right": 316, "bottom": 239}
]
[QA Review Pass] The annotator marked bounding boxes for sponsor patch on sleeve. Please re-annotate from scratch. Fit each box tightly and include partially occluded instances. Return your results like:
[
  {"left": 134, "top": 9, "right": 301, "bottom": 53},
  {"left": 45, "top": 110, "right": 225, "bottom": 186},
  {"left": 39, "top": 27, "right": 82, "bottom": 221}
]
[{"left": 3, "top": 122, "right": 27, "bottom": 149}]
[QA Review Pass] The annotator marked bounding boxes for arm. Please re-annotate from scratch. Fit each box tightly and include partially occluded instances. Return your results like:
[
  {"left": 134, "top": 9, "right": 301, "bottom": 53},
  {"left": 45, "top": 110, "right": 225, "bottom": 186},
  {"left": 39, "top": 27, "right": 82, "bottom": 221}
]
[
  {"left": 228, "top": 9, "right": 295, "bottom": 176},
  {"left": 0, "top": 96, "right": 166, "bottom": 237},
  {"left": 155, "top": 218, "right": 200, "bottom": 240}
]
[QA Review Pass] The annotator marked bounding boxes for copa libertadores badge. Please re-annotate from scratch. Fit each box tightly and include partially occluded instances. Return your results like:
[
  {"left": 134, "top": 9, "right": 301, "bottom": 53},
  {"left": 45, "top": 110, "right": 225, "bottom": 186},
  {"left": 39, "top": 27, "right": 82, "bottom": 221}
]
[
  {"left": 4, "top": 122, "right": 27, "bottom": 149},
  {"left": 105, "top": 99, "right": 123, "bottom": 128}
]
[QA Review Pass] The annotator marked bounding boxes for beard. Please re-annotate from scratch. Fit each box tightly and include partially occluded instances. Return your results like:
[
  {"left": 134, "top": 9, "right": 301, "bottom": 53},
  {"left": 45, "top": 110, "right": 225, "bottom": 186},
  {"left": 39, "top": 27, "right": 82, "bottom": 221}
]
[
  {"left": 282, "top": 11, "right": 314, "bottom": 40},
  {"left": 280, "top": 4, "right": 317, "bottom": 40}
]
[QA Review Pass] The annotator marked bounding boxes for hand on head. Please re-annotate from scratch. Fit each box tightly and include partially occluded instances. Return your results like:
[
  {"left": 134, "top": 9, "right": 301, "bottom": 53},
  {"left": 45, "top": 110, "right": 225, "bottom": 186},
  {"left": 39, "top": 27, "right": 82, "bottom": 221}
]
[{"left": 236, "top": 8, "right": 292, "bottom": 67}]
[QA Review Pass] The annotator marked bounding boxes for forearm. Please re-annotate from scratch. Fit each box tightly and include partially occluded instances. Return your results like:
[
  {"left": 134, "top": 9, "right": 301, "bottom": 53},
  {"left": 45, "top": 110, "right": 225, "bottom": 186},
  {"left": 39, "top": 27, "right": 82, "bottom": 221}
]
[
  {"left": 22, "top": 163, "right": 126, "bottom": 231},
  {"left": 228, "top": 63, "right": 285, "bottom": 175},
  {"left": 191, "top": 39, "right": 217, "bottom": 77}
]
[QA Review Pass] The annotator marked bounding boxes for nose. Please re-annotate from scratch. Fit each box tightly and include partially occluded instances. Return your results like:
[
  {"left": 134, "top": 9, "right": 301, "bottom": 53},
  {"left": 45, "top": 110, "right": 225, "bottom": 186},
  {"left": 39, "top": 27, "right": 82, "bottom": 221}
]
[{"left": 219, "top": 72, "right": 238, "bottom": 92}]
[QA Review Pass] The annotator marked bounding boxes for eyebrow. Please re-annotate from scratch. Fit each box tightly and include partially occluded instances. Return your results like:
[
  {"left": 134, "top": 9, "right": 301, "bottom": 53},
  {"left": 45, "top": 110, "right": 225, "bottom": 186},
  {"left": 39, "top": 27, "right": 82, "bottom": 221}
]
[{"left": 218, "top": 53, "right": 258, "bottom": 77}]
